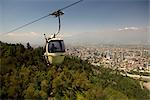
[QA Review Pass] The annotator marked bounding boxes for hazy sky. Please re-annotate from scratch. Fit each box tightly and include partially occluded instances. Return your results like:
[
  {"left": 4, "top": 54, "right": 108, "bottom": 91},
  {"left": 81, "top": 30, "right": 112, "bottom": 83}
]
[{"left": 0, "top": 0, "right": 149, "bottom": 45}]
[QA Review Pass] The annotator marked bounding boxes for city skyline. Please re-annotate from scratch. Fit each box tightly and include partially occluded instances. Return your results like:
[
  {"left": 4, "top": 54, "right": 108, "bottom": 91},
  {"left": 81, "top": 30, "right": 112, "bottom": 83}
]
[{"left": 0, "top": 0, "right": 149, "bottom": 45}]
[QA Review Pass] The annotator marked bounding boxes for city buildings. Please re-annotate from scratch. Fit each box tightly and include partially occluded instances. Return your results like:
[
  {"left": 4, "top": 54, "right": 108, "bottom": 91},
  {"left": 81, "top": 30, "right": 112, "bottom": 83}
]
[{"left": 66, "top": 45, "right": 150, "bottom": 72}]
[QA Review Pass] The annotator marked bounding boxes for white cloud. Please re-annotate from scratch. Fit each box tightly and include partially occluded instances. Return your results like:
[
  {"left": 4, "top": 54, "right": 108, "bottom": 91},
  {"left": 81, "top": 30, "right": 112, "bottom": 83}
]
[
  {"left": 6, "top": 32, "right": 39, "bottom": 37},
  {"left": 118, "top": 27, "right": 139, "bottom": 31},
  {"left": 7, "top": 33, "right": 15, "bottom": 36},
  {"left": 30, "top": 32, "right": 38, "bottom": 36},
  {"left": 0, "top": 31, "right": 43, "bottom": 45}
]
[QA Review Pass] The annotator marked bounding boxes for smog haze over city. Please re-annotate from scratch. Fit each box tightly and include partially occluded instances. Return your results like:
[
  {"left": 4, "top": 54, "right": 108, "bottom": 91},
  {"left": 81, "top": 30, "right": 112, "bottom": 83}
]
[{"left": 0, "top": 0, "right": 149, "bottom": 46}]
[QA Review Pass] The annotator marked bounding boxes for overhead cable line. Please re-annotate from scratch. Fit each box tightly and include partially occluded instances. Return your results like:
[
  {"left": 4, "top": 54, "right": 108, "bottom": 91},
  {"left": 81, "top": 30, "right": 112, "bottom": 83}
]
[{"left": 3, "top": 0, "right": 83, "bottom": 34}]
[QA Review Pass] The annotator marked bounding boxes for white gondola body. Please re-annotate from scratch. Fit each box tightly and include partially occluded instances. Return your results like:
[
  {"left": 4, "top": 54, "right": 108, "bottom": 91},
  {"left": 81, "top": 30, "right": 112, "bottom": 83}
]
[{"left": 44, "top": 37, "right": 65, "bottom": 65}]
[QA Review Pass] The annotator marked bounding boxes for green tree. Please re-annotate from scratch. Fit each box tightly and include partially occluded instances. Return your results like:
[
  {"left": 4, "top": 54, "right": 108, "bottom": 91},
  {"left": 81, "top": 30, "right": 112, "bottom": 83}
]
[
  {"left": 26, "top": 42, "right": 32, "bottom": 50},
  {"left": 23, "top": 83, "right": 35, "bottom": 98},
  {"left": 104, "top": 87, "right": 128, "bottom": 100}
]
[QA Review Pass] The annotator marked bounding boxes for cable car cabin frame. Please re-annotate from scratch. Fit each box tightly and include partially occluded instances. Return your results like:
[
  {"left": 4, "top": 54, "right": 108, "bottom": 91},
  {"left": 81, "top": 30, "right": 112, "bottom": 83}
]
[{"left": 44, "top": 37, "right": 65, "bottom": 65}]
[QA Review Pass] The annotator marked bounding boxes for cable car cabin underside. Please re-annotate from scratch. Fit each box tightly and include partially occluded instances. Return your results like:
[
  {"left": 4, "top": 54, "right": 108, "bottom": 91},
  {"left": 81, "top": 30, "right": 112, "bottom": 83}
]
[
  {"left": 45, "top": 52, "right": 65, "bottom": 65},
  {"left": 44, "top": 37, "right": 65, "bottom": 65}
]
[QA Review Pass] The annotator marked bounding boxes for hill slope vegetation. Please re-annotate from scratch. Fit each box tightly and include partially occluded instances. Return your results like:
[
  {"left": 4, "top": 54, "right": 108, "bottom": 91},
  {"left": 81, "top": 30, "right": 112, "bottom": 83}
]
[{"left": 0, "top": 41, "right": 149, "bottom": 99}]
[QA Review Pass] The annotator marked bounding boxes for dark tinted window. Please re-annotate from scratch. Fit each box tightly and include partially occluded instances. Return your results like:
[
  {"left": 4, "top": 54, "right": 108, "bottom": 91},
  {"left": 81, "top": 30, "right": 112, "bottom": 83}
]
[{"left": 48, "top": 40, "right": 65, "bottom": 53}]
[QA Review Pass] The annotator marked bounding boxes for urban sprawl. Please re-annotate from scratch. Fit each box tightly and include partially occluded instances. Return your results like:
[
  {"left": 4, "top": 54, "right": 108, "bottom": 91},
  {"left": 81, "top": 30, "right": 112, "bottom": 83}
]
[{"left": 66, "top": 45, "right": 150, "bottom": 72}]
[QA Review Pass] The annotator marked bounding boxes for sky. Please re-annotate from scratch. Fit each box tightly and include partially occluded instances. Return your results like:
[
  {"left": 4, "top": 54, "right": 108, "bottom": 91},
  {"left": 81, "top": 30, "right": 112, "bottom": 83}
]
[{"left": 0, "top": 0, "right": 149, "bottom": 46}]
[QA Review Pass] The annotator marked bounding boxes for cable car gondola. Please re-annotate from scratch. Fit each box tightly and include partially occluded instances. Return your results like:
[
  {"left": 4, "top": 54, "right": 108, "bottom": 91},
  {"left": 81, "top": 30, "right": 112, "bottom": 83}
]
[
  {"left": 43, "top": 10, "right": 65, "bottom": 65},
  {"left": 43, "top": 0, "right": 83, "bottom": 65},
  {"left": 44, "top": 34, "right": 65, "bottom": 65}
]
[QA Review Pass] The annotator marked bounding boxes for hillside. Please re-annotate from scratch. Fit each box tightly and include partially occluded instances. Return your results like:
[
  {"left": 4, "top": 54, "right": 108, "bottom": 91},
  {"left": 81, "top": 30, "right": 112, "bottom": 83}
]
[{"left": 0, "top": 41, "right": 149, "bottom": 99}]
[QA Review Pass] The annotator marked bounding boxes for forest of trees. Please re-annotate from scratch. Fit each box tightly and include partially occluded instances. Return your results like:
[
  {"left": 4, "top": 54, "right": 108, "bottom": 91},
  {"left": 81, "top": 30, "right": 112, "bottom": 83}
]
[{"left": 0, "top": 41, "right": 149, "bottom": 99}]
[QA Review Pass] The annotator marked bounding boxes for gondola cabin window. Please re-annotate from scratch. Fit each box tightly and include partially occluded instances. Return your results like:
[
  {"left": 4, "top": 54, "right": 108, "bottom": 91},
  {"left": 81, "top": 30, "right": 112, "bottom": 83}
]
[{"left": 48, "top": 40, "right": 65, "bottom": 53}]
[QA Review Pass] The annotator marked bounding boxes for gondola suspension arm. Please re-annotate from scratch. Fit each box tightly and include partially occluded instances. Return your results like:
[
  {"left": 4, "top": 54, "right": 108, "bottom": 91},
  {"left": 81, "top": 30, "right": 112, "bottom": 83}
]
[
  {"left": 56, "top": 15, "right": 61, "bottom": 36},
  {"left": 50, "top": 10, "right": 63, "bottom": 36}
]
